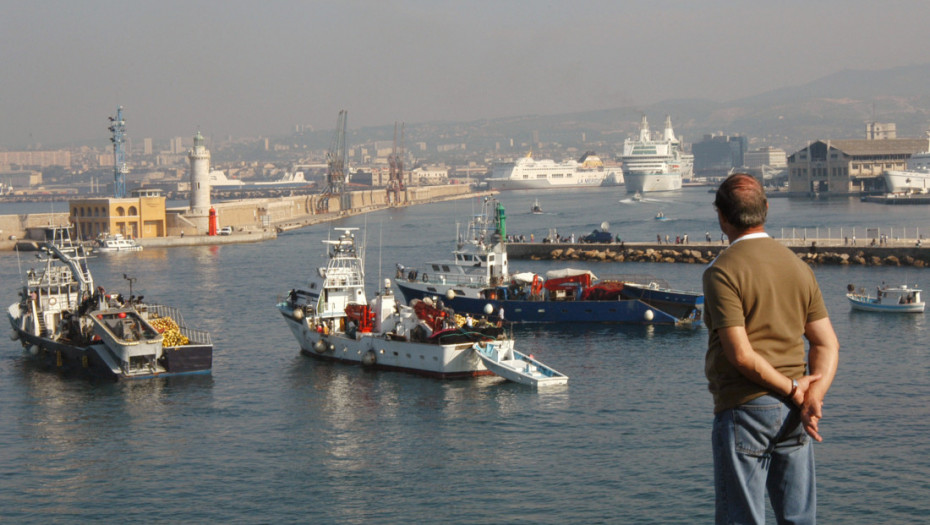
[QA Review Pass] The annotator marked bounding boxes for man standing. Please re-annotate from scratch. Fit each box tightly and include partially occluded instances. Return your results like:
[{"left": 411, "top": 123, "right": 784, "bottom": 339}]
[{"left": 703, "top": 173, "right": 839, "bottom": 524}]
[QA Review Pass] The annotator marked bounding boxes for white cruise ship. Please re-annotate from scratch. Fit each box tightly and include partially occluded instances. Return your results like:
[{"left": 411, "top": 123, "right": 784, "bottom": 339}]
[
  {"left": 883, "top": 136, "right": 930, "bottom": 194},
  {"left": 621, "top": 115, "right": 693, "bottom": 193},
  {"left": 486, "top": 151, "right": 620, "bottom": 190}
]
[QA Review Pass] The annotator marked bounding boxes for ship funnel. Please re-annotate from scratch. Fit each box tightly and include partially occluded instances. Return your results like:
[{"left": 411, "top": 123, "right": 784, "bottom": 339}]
[
  {"left": 639, "top": 114, "right": 650, "bottom": 141},
  {"left": 663, "top": 115, "right": 676, "bottom": 142}
]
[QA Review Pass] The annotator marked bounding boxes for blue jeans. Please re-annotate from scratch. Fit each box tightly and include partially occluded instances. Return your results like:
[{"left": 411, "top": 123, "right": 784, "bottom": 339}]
[{"left": 712, "top": 395, "right": 816, "bottom": 524}]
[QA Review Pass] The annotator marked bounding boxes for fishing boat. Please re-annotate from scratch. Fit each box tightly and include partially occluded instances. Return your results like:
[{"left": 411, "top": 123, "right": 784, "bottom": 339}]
[
  {"left": 531, "top": 199, "right": 543, "bottom": 214},
  {"left": 395, "top": 197, "right": 703, "bottom": 325},
  {"left": 94, "top": 233, "right": 143, "bottom": 253},
  {"left": 7, "top": 227, "right": 213, "bottom": 380},
  {"left": 277, "top": 228, "right": 566, "bottom": 382},
  {"left": 846, "top": 283, "right": 925, "bottom": 313},
  {"left": 654, "top": 211, "right": 670, "bottom": 221}
]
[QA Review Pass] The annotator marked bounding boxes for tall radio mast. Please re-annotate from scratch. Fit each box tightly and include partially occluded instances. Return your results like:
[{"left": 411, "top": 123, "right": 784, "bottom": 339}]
[{"left": 108, "top": 106, "right": 128, "bottom": 198}]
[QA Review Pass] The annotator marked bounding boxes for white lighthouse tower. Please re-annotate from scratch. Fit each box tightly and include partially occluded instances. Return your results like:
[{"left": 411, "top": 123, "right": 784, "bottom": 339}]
[{"left": 188, "top": 131, "right": 211, "bottom": 216}]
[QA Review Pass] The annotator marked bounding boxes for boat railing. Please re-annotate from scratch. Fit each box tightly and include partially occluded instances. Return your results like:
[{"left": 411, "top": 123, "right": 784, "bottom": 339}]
[
  {"left": 599, "top": 274, "right": 671, "bottom": 288},
  {"left": 143, "top": 303, "right": 213, "bottom": 345}
]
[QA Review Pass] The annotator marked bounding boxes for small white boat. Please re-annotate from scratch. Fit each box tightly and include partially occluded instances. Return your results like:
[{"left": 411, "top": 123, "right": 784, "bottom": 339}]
[
  {"left": 655, "top": 211, "right": 671, "bottom": 221},
  {"left": 631, "top": 192, "right": 643, "bottom": 202},
  {"left": 531, "top": 199, "right": 543, "bottom": 214},
  {"left": 473, "top": 341, "right": 568, "bottom": 387},
  {"left": 95, "top": 233, "right": 142, "bottom": 253},
  {"left": 846, "top": 284, "right": 925, "bottom": 313}
]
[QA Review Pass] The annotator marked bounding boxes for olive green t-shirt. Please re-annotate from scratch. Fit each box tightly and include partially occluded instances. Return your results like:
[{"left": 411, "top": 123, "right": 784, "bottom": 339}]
[{"left": 703, "top": 235, "right": 829, "bottom": 413}]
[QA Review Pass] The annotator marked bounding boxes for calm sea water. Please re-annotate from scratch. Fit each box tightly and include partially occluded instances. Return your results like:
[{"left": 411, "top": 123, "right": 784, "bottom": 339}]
[{"left": 1, "top": 188, "right": 929, "bottom": 523}]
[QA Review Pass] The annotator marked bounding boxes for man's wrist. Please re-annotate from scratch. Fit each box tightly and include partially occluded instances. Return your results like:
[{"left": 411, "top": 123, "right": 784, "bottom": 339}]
[{"left": 788, "top": 378, "right": 799, "bottom": 398}]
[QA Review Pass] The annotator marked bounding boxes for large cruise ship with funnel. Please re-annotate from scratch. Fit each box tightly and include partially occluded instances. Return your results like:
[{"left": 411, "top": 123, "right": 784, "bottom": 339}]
[{"left": 621, "top": 115, "right": 693, "bottom": 193}]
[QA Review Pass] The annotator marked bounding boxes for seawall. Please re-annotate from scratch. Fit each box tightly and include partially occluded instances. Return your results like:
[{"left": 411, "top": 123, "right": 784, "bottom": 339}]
[
  {"left": 506, "top": 240, "right": 930, "bottom": 267},
  {"left": 0, "top": 184, "right": 480, "bottom": 250}
]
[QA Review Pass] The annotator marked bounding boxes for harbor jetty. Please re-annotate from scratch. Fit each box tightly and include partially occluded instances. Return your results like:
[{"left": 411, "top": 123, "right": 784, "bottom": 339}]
[
  {"left": 506, "top": 240, "right": 930, "bottom": 268},
  {"left": 0, "top": 185, "right": 484, "bottom": 251}
]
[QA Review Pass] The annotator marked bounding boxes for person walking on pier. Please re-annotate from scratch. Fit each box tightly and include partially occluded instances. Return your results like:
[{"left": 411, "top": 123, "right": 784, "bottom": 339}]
[{"left": 703, "top": 173, "right": 840, "bottom": 524}]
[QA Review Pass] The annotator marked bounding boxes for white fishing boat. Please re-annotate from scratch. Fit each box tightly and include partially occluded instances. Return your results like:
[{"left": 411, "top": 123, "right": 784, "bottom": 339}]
[
  {"left": 94, "top": 233, "right": 142, "bottom": 253},
  {"left": 531, "top": 199, "right": 543, "bottom": 214},
  {"left": 622, "top": 115, "right": 693, "bottom": 193},
  {"left": 277, "top": 228, "right": 565, "bottom": 382},
  {"left": 473, "top": 341, "right": 568, "bottom": 387},
  {"left": 846, "top": 283, "right": 925, "bottom": 313},
  {"left": 486, "top": 151, "right": 617, "bottom": 190},
  {"left": 8, "top": 227, "right": 213, "bottom": 380}
]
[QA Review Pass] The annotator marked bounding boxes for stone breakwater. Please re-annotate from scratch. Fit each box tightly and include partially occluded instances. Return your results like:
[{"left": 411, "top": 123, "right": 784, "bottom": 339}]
[{"left": 506, "top": 242, "right": 930, "bottom": 268}]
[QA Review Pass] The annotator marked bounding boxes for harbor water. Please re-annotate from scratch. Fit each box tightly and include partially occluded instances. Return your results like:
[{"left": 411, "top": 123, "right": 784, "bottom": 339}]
[{"left": 1, "top": 187, "right": 929, "bottom": 523}]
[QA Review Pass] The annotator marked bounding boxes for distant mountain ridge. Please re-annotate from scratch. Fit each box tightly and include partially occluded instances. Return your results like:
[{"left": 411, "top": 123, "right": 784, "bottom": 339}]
[{"left": 321, "top": 63, "right": 930, "bottom": 159}]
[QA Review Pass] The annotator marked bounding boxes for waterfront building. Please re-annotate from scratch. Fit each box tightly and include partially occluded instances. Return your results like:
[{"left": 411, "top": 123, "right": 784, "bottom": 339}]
[
  {"left": 787, "top": 138, "right": 927, "bottom": 194},
  {"left": 0, "top": 150, "right": 71, "bottom": 170},
  {"left": 744, "top": 147, "right": 787, "bottom": 170},
  {"left": 692, "top": 134, "right": 747, "bottom": 179},
  {"left": 69, "top": 188, "right": 167, "bottom": 240}
]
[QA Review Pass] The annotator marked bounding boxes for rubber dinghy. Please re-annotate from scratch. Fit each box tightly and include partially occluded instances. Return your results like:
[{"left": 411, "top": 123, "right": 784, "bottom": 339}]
[{"left": 473, "top": 341, "right": 568, "bottom": 387}]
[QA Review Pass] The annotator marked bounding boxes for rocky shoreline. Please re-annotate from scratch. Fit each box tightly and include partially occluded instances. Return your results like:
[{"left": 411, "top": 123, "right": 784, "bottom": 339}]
[{"left": 508, "top": 243, "right": 930, "bottom": 268}]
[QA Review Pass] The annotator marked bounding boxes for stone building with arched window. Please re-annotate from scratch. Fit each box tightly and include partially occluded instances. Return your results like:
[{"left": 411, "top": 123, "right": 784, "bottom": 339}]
[{"left": 69, "top": 189, "right": 167, "bottom": 240}]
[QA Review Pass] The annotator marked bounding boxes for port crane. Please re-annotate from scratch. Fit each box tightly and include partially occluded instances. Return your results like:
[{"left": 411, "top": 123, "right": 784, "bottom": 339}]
[
  {"left": 108, "top": 106, "right": 128, "bottom": 198},
  {"left": 318, "top": 110, "right": 349, "bottom": 212},
  {"left": 387, "top": 122, "right": 406, "bottom": 205}
]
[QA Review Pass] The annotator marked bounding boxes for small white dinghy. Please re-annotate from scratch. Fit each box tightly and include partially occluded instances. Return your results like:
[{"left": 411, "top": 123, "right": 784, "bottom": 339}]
[{"left": 473, "top": 341, "right": 568, "bottom": 387}]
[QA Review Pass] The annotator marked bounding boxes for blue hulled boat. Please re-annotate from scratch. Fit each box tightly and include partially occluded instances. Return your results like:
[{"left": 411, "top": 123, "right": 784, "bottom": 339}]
[{"left": 394, "top": 197, "right": 703, "bottom": 326}]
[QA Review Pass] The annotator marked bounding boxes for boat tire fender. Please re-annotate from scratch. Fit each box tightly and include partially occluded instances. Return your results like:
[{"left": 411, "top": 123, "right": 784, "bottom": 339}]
[
  {"left": 292, "top": 308, "right": 304, "bottom": 321},
  {"left": 362, "top": 350, "right": 377, "bottom": 367}
]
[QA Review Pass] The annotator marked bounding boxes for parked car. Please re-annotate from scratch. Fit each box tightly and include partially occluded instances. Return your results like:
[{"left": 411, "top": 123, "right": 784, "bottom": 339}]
[
  {"left": 581, "top": 229, "right": 613, "bottom": 243},
  {"left": 218, "top": 226, "right": 232, "bottom": 235}
]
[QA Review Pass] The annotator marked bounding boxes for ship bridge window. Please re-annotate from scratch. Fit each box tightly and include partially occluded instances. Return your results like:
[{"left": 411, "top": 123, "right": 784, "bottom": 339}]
[
  {"left": 441, "top": 265, "right": 451, "bottom": 272},
  {"left": 431, "top": 264, "right": 441, "bottom": 271}
]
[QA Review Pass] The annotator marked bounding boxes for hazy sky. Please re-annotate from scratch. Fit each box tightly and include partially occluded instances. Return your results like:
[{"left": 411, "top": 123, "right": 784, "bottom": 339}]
[{"left": 3, "top": 0, "right": 930, "bottom": 148}]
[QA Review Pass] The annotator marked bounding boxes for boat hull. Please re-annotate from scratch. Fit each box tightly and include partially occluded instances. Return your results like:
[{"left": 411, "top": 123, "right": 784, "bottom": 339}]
[
  {"left": 623, "top": 172, "right": 683, "bottom": 193},
  {"left": 473, "top": 342, "right": 568, "bottom": 387},
  {"left": 486, "top": 176, "right": 609, "bottom": 191},
  {"left": 396, "top": 281, "right": 684, "bottom": 325},
  {"left": 882, "top": 169, "right": 930, "bottom": 194},
  {"left": 10, "top": 324, "right": 212, "bottom": 380},
  {"left": 846, "top": 294, "right": 925, "bottom": 313},
  {"left": 619, "top": 283, "right": 704, "bottom": 321},
  {"left": 279, "top": 307, "right": 495, "bottom": 379}
]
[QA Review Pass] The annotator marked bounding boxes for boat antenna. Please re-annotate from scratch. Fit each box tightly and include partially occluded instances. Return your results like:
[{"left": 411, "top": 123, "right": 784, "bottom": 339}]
[
  {"left": 377, "top": 220, "right": 383, "bottom": 293},
  {"left": 123, "top": 273, "right": 136, "bottom": 298},
  {"left": 15, "top": 243, "right": 25, "bottom": 287}
]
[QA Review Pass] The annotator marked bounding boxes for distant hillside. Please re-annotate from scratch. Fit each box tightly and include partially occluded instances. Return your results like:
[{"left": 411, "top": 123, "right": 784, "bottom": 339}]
[{"left": 282, "top": 63, "right": 930, "bottom": 159}]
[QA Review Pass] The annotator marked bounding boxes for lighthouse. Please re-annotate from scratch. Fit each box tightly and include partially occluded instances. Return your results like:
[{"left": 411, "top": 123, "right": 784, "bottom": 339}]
[{"left": 189, "top": 131, "right": 211, "bottom": 215}]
